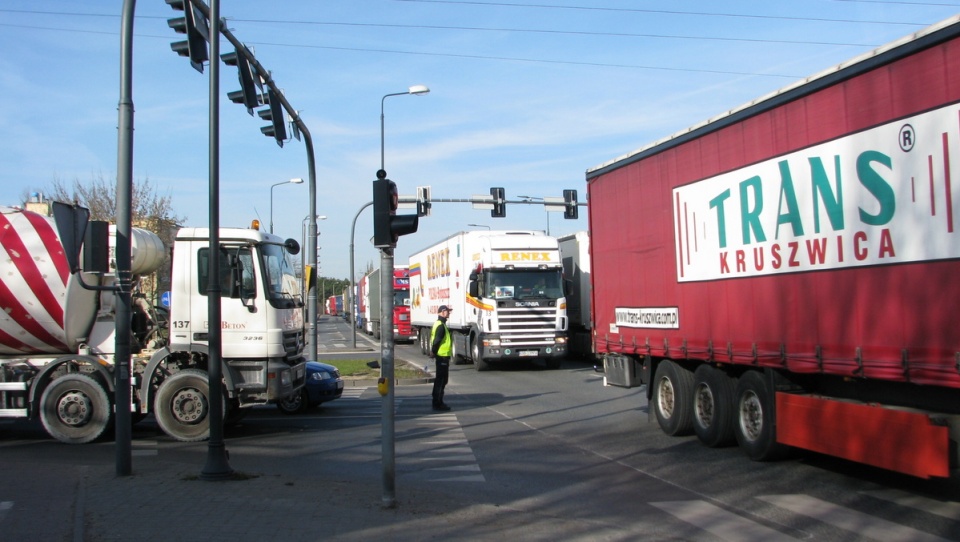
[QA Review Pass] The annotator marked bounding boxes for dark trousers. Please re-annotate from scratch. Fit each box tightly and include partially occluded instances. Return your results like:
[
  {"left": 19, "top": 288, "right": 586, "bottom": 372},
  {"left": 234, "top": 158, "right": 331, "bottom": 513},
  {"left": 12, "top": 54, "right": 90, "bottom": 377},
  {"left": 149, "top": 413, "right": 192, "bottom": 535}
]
[{"left": 432, "top": 357, "right": 450, "bottom": 405}]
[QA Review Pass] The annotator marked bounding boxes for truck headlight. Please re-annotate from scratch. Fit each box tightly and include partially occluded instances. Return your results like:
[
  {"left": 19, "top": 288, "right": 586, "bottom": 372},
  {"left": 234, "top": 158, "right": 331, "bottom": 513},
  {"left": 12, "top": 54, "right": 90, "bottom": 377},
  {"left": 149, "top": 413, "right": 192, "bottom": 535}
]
[
  {"left": 483, "top": 338, "right": 501, "bottom": 347},
  {"left": 554, "top": 337, "right": 567, "bottom": 344}
]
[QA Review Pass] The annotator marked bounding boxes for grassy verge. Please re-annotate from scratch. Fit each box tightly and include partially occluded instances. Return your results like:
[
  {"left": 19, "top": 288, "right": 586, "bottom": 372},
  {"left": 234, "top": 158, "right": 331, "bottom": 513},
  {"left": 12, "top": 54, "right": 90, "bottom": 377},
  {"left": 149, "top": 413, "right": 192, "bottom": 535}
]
[{"left": 332, "top": 359, "right": 428, "bottom": 380}]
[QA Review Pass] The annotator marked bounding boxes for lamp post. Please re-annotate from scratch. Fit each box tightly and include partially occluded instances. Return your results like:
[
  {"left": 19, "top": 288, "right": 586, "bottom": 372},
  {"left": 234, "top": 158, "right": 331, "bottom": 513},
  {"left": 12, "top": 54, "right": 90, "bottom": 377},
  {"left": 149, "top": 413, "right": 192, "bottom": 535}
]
[
  {"left": 378, "top": 84, "right": 429, "bottom": 510},
  {"left": 380, "top": 85, "right": 430, "bottom": 172},
  {"left": 270, "top": 178, "right": 304, "bottom": 233}
]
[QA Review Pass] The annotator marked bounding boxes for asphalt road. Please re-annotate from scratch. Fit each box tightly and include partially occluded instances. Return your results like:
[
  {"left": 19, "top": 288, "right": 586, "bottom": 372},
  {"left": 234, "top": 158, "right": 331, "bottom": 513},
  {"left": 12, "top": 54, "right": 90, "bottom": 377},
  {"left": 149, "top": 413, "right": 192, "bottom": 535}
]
[
  {"left": 2, "top": 315, "right": 959, "bottom": 541},
  {"left": 318, "top": 315, "right": 960, "bottom": 541}
]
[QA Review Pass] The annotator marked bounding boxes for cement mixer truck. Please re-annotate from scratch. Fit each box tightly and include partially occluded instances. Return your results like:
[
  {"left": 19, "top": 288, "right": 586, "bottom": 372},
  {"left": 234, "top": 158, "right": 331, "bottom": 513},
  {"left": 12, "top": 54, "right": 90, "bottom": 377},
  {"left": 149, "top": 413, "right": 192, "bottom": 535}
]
[{"left": 0, "top": 203, "right": 307, "bottom": 443}]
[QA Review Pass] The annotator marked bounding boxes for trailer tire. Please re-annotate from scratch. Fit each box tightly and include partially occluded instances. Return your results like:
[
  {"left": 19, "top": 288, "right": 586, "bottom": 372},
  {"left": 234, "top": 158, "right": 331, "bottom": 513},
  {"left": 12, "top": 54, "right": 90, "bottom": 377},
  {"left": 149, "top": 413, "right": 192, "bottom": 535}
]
[
  {"left": 692, "top": 365, "right": 737, "bottom": 447},
  {"left": 154, "top": 369, "right": 215, "bottom": 442},
  {"left": 734, "top": 370, "right": 789, "bottom": 461},
  {"left": 40, "top": 374, "right": 112, "bottom": 444},
  {"left": 652, "top": 360, "right": 694, "bottom": 436}
]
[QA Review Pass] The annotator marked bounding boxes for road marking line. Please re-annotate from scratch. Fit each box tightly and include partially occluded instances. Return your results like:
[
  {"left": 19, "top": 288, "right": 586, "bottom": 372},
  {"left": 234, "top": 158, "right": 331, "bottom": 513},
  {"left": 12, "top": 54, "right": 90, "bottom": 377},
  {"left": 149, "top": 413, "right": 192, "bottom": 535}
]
[
  {"left": 861, "top": 488, "right": 960, "bottom": 520},
  {"left": 759, "top": 494, "right": 953, "bottom": 542},
  {"left": 650, "top": 500, "right": 794, "bottom": 541}
]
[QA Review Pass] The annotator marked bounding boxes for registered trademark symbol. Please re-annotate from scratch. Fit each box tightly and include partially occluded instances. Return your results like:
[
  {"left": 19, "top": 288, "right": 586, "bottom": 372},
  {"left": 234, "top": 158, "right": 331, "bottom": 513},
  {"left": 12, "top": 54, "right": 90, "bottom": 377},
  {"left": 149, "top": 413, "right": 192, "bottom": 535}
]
[{"left": 899, "top": 123, "right": 915, "bottom": 152}]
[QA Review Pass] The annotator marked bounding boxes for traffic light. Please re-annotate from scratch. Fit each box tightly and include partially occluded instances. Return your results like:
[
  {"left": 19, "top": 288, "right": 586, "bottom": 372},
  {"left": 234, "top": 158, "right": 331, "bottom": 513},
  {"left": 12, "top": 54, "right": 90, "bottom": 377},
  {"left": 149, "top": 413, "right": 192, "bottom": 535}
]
[
  {"left": 166, "top": 0, "right": 209, "bottom": 73},
  {"left": 417, "top": 186, "right": 432, "bottom": 217},
  {"left": 563, "top": 189, "right": 579, "bottom": 219},
  {"left": 258, "top": 88, "right": 287, "bottom": 147},
  {"left": 373, "top": 172, "right": 419, "bottom": 248},
  {"left": 221, "top": 48, "right": 260, "bottom": 115},
  {"left": 490, "top": 187, "right": 506, "bottom": 218}
]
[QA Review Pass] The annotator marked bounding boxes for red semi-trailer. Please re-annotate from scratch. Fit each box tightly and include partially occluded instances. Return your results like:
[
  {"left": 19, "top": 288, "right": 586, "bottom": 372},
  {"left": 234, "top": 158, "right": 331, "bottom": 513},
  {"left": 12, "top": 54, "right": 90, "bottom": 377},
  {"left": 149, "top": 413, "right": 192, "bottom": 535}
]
[{"left": 588, "top": 16, "right": 960, "bottom": 478}]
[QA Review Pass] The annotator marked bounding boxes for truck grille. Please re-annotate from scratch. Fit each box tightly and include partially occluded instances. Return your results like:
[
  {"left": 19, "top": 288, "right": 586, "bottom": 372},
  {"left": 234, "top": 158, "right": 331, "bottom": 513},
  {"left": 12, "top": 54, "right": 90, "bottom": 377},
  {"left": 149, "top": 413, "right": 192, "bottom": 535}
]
[
  {"left": 282, "top": 330, "right": 303, "bottom": 361},
  {"left": 497, "top": 306, "right": 558, "bottom": 346}
]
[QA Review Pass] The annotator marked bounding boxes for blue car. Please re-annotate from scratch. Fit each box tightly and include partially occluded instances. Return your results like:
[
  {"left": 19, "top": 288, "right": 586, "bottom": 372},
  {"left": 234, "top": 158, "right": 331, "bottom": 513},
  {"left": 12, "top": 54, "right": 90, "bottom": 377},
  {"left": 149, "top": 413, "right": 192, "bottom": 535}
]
[{"left": 277, "top": 361, "right": 344, "bottom": 414}]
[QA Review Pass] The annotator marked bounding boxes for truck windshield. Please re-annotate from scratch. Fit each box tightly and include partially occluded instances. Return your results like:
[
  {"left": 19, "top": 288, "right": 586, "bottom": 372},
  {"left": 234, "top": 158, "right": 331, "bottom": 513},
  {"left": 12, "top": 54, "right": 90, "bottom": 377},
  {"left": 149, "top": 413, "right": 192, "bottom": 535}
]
[
  {"left": 395, "top": 289, "right": 410, "bottom": 307},
  {"left": 261, "top": 242, "right": 302, "bottom": 308},
  {"left": 483, "top": 269, "right": 563, "bottom": 300}
]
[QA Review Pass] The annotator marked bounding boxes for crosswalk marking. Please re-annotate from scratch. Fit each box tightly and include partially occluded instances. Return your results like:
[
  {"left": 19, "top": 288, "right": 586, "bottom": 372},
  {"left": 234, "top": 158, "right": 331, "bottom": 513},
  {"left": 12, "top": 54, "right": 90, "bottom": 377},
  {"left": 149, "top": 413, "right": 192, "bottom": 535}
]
[
  {"left": 759, "top": 494, "right": 954, "bottom": 542},
  {"left": 340, "top": 387, "right": 367, "bottom": 399},
  {"left": 0, "top": 501, "right": 12, "bottom": 524},
  {"left": 861, "top": 488, "right": 960, "bottom": 520},
  {"left": 397, "top": 411, "right": 485, "bottom": 483},
  {"left": 650, "top": 500, "right": 795, "bottom": 541}
]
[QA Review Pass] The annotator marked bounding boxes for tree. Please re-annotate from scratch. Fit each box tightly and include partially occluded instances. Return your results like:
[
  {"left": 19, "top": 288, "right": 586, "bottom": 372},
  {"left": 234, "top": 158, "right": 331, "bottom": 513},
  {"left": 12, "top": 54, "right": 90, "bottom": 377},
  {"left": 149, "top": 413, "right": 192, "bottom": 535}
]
[{"left": 42, "top": 173, "right": 186, "bottom": 304}]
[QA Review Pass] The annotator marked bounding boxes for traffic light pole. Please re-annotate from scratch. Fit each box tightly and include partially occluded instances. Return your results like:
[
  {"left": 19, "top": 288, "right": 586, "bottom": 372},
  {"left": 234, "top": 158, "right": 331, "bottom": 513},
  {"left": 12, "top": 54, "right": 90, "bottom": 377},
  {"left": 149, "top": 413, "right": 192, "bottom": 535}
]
[
  {"left": 379, "top": 247, "right": 397, "bottom": 508},
  {"left": 188, "top": 0, "right": 321, "bottom": 362}
]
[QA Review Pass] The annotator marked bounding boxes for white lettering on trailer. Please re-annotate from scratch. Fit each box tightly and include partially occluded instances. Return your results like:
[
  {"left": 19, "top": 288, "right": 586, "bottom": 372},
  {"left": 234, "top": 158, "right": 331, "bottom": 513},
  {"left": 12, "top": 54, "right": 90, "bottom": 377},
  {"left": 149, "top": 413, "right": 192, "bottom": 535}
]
[{"left": 674, "top": 102, "right": 960, "bottom": 282}]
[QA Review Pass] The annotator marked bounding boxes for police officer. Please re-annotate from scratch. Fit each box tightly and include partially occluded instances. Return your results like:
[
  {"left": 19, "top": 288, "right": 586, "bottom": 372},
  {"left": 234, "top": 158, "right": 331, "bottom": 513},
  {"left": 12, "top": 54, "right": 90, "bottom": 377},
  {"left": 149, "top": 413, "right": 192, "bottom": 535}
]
[{"left": 430, "top": 305, "right": 453, "bottom": 411}]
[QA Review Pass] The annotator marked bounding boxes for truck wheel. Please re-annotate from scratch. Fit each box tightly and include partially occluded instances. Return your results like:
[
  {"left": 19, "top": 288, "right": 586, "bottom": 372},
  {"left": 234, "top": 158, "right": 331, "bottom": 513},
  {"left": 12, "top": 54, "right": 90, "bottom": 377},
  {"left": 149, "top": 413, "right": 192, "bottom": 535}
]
[
  {"left": 154, "top": 369, "right": 214, "bottom": 442},
  {"left": 373, "top": 322, "right": 381, "bottom": 340},
  {"left": 471, "top": 335, "right": 482, "bottom": 363},
  {"left": 277, "top": 389, "right": 309, "bottom": 415},
  {"left": 652, "top": 360, "right": 694, "bottom": 436},
  {"left": 692, "top": 365, "right": 737, "bottom": 447},
  {"left": 734, "top": 370, "right": 789, "bottom": 461},
  {"left": 40, "top": 374, "right": 112, "bottom": 444},
  {"left": 419, "top": 328, "right": 429, "bottom": 355}
]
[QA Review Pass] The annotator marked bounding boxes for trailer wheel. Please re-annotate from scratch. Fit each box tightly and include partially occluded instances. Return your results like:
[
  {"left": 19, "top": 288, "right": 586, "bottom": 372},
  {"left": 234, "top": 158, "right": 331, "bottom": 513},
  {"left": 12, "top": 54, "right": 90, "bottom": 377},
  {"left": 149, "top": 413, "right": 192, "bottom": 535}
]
[
  {"left": 734, "top": 370, "right": 789, "bottom": 461},
  {"left": 652, "top": 360, "right": 694, "bottom": 436},
  {"left": 40, "top": 374, "right": 112, "bottom": 444},
  {"left": 154, "top": 369, "right": 214, "bottom": 442},
  {"left": 692, "top": 365, "right": 737, "bottom": 447}
]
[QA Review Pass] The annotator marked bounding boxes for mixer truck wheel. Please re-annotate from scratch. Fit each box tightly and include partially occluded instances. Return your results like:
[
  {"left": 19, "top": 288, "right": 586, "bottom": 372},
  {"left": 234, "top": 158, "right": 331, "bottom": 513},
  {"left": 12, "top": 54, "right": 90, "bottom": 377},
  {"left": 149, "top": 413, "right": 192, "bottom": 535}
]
[
  {"left": 40, "top": 374, "right": 112, "bottom": 444},
  {"left": 692, "top": 365, "right": 737, "bottom": 447},
  {"left": 652, "top": 360, "right": 694, "bottom": 436},
  {"left": 733, "top": 370, "right": 789, "bottom": 461},
  {"left": 154, "top": 369, "right": 214, "bottom": 442}
]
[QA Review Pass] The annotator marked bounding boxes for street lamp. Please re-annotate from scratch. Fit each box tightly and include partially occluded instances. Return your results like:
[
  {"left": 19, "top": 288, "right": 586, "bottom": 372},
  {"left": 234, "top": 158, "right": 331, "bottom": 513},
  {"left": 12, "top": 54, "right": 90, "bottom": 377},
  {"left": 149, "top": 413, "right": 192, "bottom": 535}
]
[
  {"left": 467, "top": 223, "right": 491, "bottom": 230},
  {"left": 377, "top": 84, "right": 429, "bottom": 510},
  {"left": 381, "top": 85, "right": 430, "bottom": 172},
  {"left": 270, "top": 178, "right": 304, "bottom": 233}
]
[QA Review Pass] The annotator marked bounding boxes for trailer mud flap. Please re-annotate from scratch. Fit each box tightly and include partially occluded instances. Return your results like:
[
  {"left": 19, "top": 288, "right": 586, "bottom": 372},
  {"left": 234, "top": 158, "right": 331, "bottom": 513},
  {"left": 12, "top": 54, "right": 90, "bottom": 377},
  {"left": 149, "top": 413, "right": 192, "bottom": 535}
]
[{"left": 776, "top": 393, "right": 951, "bottom": 479}]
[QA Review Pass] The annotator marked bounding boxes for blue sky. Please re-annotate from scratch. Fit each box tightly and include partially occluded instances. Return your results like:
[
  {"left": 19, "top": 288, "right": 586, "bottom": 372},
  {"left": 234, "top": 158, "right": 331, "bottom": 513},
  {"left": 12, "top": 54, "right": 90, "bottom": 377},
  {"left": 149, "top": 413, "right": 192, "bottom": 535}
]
[{"left": 2, "top": 1, "right": 959, "bottom": 280}]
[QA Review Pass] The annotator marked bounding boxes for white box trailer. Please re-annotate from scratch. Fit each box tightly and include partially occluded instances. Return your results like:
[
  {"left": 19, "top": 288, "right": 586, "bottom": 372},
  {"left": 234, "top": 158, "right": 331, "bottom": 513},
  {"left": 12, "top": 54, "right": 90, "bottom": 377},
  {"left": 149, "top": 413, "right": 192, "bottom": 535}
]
[{"left": 409, "top": 230, "right": 568, "bottom": 370}]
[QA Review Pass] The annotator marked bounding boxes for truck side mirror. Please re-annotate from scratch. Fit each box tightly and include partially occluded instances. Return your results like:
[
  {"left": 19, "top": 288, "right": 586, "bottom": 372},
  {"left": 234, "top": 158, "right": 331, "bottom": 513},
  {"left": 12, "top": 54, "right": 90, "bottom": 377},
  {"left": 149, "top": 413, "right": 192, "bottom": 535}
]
[
  {"left": 564, "top": 278, "right": 573, "bottom": 296},
  {"left": 468, "top": 280, "right": 479, "bottom": 298}
]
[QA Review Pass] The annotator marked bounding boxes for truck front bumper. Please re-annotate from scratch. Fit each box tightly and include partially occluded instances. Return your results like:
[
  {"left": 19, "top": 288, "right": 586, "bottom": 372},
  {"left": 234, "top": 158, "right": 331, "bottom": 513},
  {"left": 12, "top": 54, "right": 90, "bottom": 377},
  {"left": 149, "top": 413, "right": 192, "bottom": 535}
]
[
  {"left": 266, "top": 360, "right": 307, "bottom": 401},
  {"left": 480, "top": 336, "right": 567, "bottom": 361}
]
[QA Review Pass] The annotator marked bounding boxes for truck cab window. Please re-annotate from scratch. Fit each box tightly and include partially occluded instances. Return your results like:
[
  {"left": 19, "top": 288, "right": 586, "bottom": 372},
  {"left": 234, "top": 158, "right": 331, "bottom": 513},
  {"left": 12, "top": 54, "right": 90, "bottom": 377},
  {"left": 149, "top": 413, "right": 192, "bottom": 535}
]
[
  {"left": 260, "top": 242, "right": 302, "bottom": 308},
  {"left": 485, "top": 270, "right": 562, "bottom": 300},
  {"left": 197, "top": 247, "right": 255, "bottom": 299}
]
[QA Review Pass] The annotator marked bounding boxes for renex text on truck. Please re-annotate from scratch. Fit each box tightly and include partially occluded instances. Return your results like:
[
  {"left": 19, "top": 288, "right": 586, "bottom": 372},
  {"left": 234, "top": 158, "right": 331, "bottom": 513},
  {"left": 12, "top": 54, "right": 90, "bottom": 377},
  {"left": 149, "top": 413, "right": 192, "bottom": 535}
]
[
  {"left": 0, "top": 203, "right": 307, "bottom": 443},
  {"left": 590, "top": 16, "right": 960, "bottom": 478},
  {"left": 409, "top": 230, "right": 568, "bottom": 370}
]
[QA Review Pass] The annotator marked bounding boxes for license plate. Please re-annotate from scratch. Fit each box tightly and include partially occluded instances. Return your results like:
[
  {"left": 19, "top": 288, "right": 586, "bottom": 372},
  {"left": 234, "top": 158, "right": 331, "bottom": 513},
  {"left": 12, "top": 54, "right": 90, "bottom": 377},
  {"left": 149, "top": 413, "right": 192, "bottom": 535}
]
[{"left": 519, "top": 350, "right": 538, "bottom": 357}]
